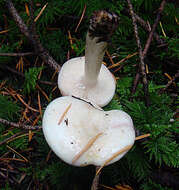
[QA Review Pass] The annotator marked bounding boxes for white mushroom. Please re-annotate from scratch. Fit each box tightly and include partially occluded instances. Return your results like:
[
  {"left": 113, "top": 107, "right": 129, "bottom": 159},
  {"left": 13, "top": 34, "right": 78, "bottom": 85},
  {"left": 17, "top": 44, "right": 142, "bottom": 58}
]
[
  {"left": 42, "top": 96, "right": 135, "bottom": 167},
  {"left": 58, "top": 10, "right": 119, "bottom": 107}
]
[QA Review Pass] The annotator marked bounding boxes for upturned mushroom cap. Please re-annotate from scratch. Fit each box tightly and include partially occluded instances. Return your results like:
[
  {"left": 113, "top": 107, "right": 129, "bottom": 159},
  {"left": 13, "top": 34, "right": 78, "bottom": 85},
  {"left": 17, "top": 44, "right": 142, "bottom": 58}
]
[
  {"left": 58, "top": 56, "right": 116, "bottom": 107},
  {"left": 42, "top": 96, "right": 135, "bottom": 167},
  {"left": 58, "top": 10, "right": 119, "bottom": 107}
]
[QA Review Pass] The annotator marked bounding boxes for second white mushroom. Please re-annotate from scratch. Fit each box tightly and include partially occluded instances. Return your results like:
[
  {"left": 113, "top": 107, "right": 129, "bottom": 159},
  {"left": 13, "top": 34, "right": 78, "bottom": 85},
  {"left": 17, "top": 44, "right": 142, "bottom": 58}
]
[{"left": 58, "top": 10, "right": 119, "bottom": 107}]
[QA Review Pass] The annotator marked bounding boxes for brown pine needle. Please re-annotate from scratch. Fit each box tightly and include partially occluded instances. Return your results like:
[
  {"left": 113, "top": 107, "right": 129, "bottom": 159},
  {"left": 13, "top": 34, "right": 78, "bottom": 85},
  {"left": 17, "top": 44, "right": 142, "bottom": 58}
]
[
  {"left": 108, "top": 52, "right": 138, "bottom": 69},
  {"left": 72, "top": 132, "right": 103, "bottom": 164},
  {"left": 0, "top": 29, "right": 9, "bottom": 34},
  {"left": 100, "top": 184, "right": 116, "bottom": 190},
  {"left": 34, "top": 3, "right": 48, "bottom": 22},
  {"left": 36, "top": 84, "right": 50, "bottom": 102},
  {"left": 25, "top": 3, "right": 30, "bottom": 16},
  {"left": 135, "top": 133, "right": 150, "bottom": 140},
  {"left": 32, "top": 114, "right": 41, "bottom": 126},
  {"left": 106, "top": 50, "right": 115, "bottom": 65},
  {"left": 96, "top": 144, "right": 133, "bottom": 175},
  {"left": 37, "top": 92, "right": 42, "bottom": 116},
  {"left": 146, "top": 64, "right": 149, "bottom": 74},
  {"left": 164, "top": 73, "right": 173, "bottom": 81},
  {"left": 28, "top": 130, "right": 34, "bottom": 142},
  {"left": 38, "top": 62, "right": 44, "bottom": 79},
  {"left": 58, "top": 103, "right": 72, "bottom": 125},
  {"left": 0, "top": 158, "right": 26, "bottom": 162},
  {"left": 6, "top": 145, "right": 28, "bottom": 162},
  {"left": 75, "top": 4, "right": 86, "bottom": 32},
  {"left": 46, "top": 150, "right": 52, "bottom": 162},
  {"left": 68, "top": 30, "right": 74, "bottom": 50},
  {"left": 7, "top": 134, "right": 29, "bottom": 144},
  {"left": 164, "top": 73, "right": 176, "bottom": 87},
  {"left": 0, "top": 80, "right": 6, "bottom": 89},
  {"left": 16, "top": 94, "right": 39, "bottom": 112}
]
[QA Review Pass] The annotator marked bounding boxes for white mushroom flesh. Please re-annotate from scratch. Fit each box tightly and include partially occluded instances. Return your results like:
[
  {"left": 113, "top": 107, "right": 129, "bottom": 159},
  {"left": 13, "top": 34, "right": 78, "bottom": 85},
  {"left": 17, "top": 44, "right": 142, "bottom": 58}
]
[
  {"left": 42, "top": 96, "right": 135, "bottom": 166},
  {"left": 58, "top": 57, "right": 116, "bottom": 107}
]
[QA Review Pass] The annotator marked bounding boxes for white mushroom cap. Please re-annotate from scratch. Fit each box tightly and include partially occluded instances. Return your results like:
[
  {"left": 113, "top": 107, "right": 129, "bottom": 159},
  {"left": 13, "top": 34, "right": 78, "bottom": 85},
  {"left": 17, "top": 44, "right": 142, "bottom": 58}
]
[
  {"left": 58, "top": 10, "right": 119, "bottom": 107},
  {"left": 42, "top": 96, "right": 135, "bottom": 167},
  {"left": 58, "top": 56, "right": 116, "bottom": 107}
]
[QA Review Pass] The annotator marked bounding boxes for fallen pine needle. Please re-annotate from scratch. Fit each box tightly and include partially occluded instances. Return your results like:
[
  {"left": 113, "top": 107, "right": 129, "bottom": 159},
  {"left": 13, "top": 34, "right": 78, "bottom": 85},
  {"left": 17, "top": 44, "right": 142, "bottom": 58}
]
[
  {"left": 25, "top": 3, "right": 30, "bottom": 16},
  {"left": 37, "top": 91, "right": 42, "bottom": 116},
  {"left": 135, "top": 133, "right": 150, "bottom": 140},
  {"left": 7, "top": 133, "right": 29, "bottom": 144},
  {"left": 100, "top": 184, "right": 116, "bottom": 190},
  {"left": 0, "top": 158, "right": 26, "bottom": 162},
  {"left": 75, "top": 4, "right": 86, "bottom": 32},
  {"left": 108, "top": 52, "right": 138, "bottom": 69},
  {"left": 0, "top": 29, "right": 9, "bottom": 34},
  {"left": 34, "top": 3, "right": 48, "bottom": 22},
  {"left": 72, "top": 132, "right": 103, "bottom": 164},
  {"left": 46, "top": 150, "right": 52, "bottom": 162},
  {"left": 28, "top": 130, "right": 33, "bottom": 142},
  {"left": 96, "top": 144, "right": 133, "bottom": 175},
  {"left": 36, "top": 84, "right": 50, "bottom": 102},
  {"left": 58, "top": 103, "right": 72, "bottom": 125},
  {"left": 16, "top": 94, "right": 39, "bottom": 113},
  {"left": 6, "top": 145, "right": 28, "bottom": 162}
]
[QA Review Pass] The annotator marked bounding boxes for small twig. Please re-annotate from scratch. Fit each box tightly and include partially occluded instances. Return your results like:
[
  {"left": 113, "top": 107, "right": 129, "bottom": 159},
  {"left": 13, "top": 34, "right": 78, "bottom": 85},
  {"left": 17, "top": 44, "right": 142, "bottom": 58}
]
[
  {"left": 131, "top": 70, "right": 140, "bottom": 94},
  {"left": 142, "top": 0, "right": 166, "bottom": 57},
  {"left": 134, "top": 13, "right": 165, "bottom": 45},
  {"left": 91, "top": 166, "right": 101, "bottom": 190},
  {"left": 0, "top": 52, "right": 33, "bottom": 56},
  {"left": 127, "top": 0, "right": 149, "bottom": 106},
  {"left": 75, "top": 4, "right": 86, "bottom": 32},
  {"left": 0, "top": 118, "right": 41, "bottom": 130}
]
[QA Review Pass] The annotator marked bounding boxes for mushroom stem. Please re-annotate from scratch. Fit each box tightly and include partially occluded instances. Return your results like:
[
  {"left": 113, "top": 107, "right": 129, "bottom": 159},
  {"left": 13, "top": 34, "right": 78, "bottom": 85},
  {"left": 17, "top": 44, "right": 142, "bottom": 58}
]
[
  {"left": 84, "top": 10, "right": 119, "bottom": 87},
  {"left": 84, "top": 33, "right": 107, "bottom": 86}
]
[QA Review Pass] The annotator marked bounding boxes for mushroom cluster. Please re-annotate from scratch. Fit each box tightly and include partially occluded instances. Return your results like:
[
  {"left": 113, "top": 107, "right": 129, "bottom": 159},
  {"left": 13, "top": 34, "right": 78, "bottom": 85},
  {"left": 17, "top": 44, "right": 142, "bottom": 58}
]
[{"left": 42, "top": 10, "right": 135, "bottom": 168}]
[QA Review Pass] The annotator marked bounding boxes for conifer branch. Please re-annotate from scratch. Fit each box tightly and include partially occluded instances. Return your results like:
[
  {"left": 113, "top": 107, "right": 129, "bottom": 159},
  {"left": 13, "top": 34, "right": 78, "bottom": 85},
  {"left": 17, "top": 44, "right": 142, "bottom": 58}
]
[
  {"left": 0, "top": 52, "right": 34, "bottom": 56},
  {"left": 142, "top": 0, "right": 166, "bottom": 57},
  {"left": 127, "top": 0, "right": 149, "bottom": 106},
  {"left": 134, "top": 13, "right": 165, "bottom": 45},
  {"left": 0, "top": 118, "right": 41, "bottom": 130},
  {"left": 6, "top": 0, "right": 60, "bottom": 71}
]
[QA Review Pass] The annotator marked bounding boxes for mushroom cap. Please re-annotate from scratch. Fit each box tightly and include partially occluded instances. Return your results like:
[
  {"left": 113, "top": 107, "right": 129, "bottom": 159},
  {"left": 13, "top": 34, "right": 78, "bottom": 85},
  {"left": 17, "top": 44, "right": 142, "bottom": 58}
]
[
  {"left": 57, "top": 57, "right": 116, "bottom": 107},
  {"left": 42, "top": 96, "right": 135, "bottom": 167}
]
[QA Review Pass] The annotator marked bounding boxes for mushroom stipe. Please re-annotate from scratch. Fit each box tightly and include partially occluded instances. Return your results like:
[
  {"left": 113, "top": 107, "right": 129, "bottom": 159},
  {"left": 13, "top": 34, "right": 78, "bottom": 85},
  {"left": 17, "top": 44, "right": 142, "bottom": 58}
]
[{"left": 72, "top": 132, "right": 103, "bottom": 164}]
